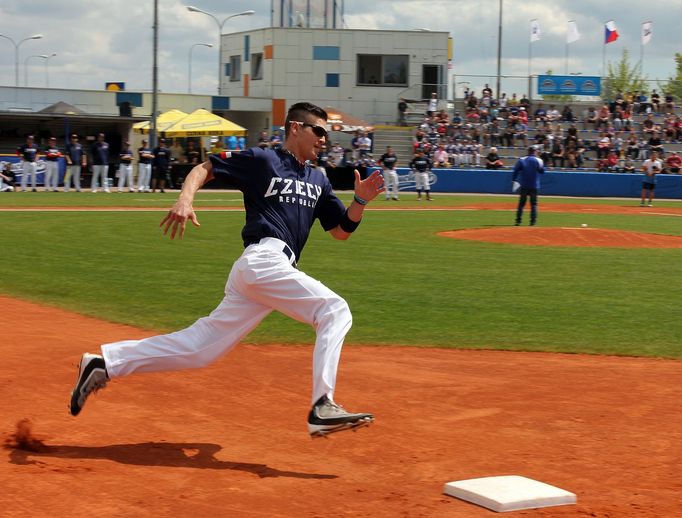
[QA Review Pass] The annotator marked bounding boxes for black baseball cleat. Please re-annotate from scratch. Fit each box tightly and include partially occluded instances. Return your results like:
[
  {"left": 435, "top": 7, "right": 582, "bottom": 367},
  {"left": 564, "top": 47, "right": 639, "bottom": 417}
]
[
  {"left": 307, "top": 395, "right": 373, "bottom": 437},
  {"left": 70, "top": 353, "right": 109, "bottom": 416}
]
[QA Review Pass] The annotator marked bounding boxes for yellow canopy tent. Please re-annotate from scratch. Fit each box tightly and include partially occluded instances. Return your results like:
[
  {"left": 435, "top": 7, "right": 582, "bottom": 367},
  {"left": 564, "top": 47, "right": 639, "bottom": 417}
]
[
  {"left": 132, "top": 109, "right": 189, "bottom": 134},
  {"left": 159, "top": 109, "right": 247, "bottom": 137}
]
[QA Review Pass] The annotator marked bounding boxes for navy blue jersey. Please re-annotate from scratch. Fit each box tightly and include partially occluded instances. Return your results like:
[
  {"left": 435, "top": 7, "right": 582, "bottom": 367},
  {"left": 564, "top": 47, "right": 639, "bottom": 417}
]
[
  {"left": 316, "top": 151, "right": 330, "bottom": 167},
  {"left": 44, "top": 146, "right": 61, "bottom": 161},
  {"left": 91, "top": 142, "right": 110, "bottom": 165},
  {"left": 410, "top": 156, "right": 431, "bottom": 172},
  {"left": 65, "top": 143, "right": 84, "bottom": 165},
  {"left": 138, "top": 147, "right": 152, "bottom": 164},
  {"left": 209, "top": 147, "right": 346, "bottom": 261},
  {"left": 153, "top": 146, "right": 172, "bottom": 170},
  {"left": 17, "top": 144, "right": 39, "bottom": 162},
  {"left": 379, "top": 153, "right": 398, "bottom": 170},
  {"left": 119, "top": 149, "right": 133, "bottom": 164}
]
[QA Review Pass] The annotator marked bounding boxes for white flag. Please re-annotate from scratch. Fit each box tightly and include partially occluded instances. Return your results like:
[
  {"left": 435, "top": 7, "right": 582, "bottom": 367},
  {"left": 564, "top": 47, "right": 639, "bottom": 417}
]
[
  {"left": 567, "top": 20, "right": 580, "bottom": 44},
  {"left": 642, "top": 21, "right": 653, "bottom": 45},
  {"left": 530, "top": 19, "right": 541, "bottom": 42}
]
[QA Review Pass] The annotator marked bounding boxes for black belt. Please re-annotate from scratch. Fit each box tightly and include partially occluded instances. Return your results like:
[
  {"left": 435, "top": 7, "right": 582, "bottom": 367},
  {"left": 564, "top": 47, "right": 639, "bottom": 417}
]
[{"left": 282, "top": 243, "right": 297, "bottom": 267}]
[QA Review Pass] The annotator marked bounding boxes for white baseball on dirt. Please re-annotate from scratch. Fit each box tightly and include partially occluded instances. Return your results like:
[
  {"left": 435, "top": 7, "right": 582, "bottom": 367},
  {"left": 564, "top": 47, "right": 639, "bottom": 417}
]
[{"left": 581, "top": 223, "right": 588, "bottom": 228}]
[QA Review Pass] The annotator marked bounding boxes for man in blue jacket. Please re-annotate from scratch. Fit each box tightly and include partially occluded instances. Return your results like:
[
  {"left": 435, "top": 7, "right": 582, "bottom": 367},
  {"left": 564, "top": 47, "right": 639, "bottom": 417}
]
[{"left": 512, "top": 146, "right": 545, "bottom": 226}]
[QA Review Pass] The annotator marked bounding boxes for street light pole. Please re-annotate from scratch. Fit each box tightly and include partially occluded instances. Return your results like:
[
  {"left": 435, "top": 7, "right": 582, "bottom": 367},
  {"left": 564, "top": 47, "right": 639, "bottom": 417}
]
[
  {"left": 186, "top": 7, "right": 255, "bottom": 95},
  {"left": 45, "top": 53, "right": 57, "bottom": 87},
  {"left": 496, "top": 0, "right": 503, "bottom": 101},
  {"left": 0, "top": 33, "right": 43, "bottom": 87},
  {"left": 188, "top": 43, "right": 212, "bottom": 94},
  {"left": 24, "top": 54, "right": 48, "bottom": 87}
]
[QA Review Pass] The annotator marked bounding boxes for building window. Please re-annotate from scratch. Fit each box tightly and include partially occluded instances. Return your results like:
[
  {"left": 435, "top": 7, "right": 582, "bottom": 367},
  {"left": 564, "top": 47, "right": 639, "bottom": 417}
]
[
  {"left": 357, "top": 54, "right": 408, "bottom": 86},
  {"left": 251, "top": 53, "right": 263, "bottom": 80},
  {"left": 230, "top": 56, "right": 241, "bottom": 82},
  {"left": 313, "top": 46, "right": 340, "bottom": 60},
  {"left": 326, "top": 73, "right": 339, "bottom": 87}
]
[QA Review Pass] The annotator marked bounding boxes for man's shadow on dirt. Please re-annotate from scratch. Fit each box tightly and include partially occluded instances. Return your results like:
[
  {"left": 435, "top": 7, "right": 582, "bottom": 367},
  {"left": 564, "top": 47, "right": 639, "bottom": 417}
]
[{"left": 6, "top": 441, "right": 337, "bottom": 479}]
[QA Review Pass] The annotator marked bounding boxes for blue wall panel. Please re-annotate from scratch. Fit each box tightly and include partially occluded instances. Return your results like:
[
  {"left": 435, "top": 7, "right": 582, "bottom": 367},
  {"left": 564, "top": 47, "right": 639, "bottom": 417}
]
[{"left": 389, "top": 168, "right": 682, "bottom": 199}]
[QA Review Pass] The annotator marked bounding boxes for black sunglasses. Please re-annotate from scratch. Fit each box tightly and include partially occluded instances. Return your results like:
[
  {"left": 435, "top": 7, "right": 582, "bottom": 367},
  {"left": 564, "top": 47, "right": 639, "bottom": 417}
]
[{"left": 291, "top": 121, "right": 328, "bottom": 139}]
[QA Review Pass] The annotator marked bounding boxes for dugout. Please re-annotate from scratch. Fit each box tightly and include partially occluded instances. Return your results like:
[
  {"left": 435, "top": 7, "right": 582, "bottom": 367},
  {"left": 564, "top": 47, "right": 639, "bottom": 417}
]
[{"left": 0, "top": 102, "right": 146, "bottom": 187}]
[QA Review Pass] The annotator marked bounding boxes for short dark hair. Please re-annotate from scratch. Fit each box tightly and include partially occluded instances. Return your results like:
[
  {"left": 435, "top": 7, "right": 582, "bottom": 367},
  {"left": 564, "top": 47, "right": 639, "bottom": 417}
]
[
  {"left": 528, "top": 146, "right": 537, "bottom": 155},
  {"left": 284, "top": 102, "right": 328, "bottom": 138}
]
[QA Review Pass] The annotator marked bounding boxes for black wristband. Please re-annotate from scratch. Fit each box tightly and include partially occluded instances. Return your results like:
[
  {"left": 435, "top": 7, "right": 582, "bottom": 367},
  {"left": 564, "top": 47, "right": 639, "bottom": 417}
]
[
  {"left": 339, "top": 210, "right": 361, "bottom": 233},
  {"left": 353, "top": 194, "right": 368, "bottom": 205}
]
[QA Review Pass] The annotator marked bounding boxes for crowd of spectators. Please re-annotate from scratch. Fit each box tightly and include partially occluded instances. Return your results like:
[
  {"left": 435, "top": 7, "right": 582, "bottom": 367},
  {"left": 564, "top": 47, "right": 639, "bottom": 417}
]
[{"left": 408, "top": 86, "right": 681, "bottom": 175}]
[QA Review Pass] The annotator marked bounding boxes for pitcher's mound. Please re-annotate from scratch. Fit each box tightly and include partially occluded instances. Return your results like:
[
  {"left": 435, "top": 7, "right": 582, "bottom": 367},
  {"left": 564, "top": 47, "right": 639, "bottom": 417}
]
[{"left": 439, "top": 227, "right": 682, "bottom": 248}]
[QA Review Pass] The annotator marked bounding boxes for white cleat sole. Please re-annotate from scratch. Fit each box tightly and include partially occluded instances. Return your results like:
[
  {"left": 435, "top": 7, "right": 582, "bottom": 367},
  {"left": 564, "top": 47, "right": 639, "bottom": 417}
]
[{"left": 309, "top": 417, "right": 373, "bottom": 438}]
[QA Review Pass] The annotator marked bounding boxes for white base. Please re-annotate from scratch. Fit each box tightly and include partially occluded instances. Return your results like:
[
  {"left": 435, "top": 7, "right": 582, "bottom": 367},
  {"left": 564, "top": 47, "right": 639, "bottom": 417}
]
[{"left": 443, "top": 475, "right": 577, "bottom": 513}]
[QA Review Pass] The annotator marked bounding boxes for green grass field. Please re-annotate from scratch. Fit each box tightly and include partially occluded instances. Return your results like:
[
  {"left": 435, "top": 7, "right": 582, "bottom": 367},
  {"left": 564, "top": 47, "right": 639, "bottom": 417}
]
[{"left": 2, "top": 191, "right": 682, "bottom": 358}]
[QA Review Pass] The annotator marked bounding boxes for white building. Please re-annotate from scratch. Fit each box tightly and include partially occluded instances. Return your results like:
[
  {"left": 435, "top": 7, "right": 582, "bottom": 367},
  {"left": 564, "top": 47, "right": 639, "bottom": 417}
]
[{"left": 219, "top": 27, "right": 450, "bottom": 132}]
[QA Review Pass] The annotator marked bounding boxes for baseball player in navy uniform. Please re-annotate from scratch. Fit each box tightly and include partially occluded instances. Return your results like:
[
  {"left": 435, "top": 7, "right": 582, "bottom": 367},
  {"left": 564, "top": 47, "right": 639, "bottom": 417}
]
[
  {"left": 17, "top": 135, "right": 40, "bottom": 192},
  {"left": 90, "top": 133, "right": 111, "bottom": 193},
  {"left": 64, "top": 134, "right": 86, "bottom": 192},
  {"left": 512, "top": 146, "right": 545, "bottom": 226},
  {"left": 70, "top": 103, "right": 384, "bottom": 436},
  {"left": 378, "top": 146, "right": 399, "bottom": 200},
  {"left": 44, "top": 137, "right": 62, "bottom": 192},
  {"left": 151, "top": 138, "right": 172, "bottom": 193},
  {"left": 117, "top": 141, "right": 134, "bottom": 192},
  {"left": 137, "top": 139, "right": 153, "bottom": 192},
  {"left": 410, "top": 150, "right": 433, "bottom": 201}
]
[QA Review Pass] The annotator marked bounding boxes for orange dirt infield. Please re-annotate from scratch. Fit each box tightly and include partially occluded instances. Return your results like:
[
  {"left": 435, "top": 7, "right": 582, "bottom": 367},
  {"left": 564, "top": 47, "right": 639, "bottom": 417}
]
[
  {"left": 439, "top": 227, "right": 682, "bottom": 248},
  {"left": 2, "top": 296, "right": 682, "bottom": 517}
]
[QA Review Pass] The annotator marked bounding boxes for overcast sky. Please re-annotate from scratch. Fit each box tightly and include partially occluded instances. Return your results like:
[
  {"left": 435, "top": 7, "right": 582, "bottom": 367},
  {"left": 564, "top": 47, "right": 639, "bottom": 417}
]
[{"left": 0, "top": 0, "right": 677, "bottom": 97}]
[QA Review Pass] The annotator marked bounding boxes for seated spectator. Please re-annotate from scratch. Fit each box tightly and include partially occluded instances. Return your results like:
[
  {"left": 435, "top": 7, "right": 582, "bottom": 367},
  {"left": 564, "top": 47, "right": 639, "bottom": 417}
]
[
  {"left": 621, "top": 158, "right": 636, "bottom": 174},
  {"left": 514, "top": 122, "right": 528, "bottom": 148},
  {"left": 539, "top": 142, "right": 552, "bottom": 164},
  {"left": 561, "top": 105, "right": 575, "bottom": 122},
  {"left": 641, "top": 113, "right": 657, "bottom": 136},
  {"left": 433, "top": 144, "right": 450, "bottom": 167},
  {"left": 466, "top": 93, "right": 479, "bottom": 109},
  {"left": 451, "top": 112, "right": 463, "bottom": 128},
  {"left": 665, "top": 151, "right": 682, "bottom": 174},
  {"left": 648, "top": 132, "right": 664, "bottom": 155},
  {"left": 518, "top": 107, "right": 529, "bottom": 125},
  {"left": 519, "top": 94, "right": 531, "bottom": 110},
  {"left": 547, "top": 104, "right": 561, "bottom": 123},
  {"left": 626, "top": 134, "right": 639, "bottom": 159},
  {"left": 637, "top": 92, "right": 650, "bottom": 114},
  {"left": 501, "top": 123, "right": 515, "bottom": 148},
  {"left": 597, "top": 151, "right": 618, "bottom": 172},
  {"left": 621, "top": 106, "right": 633, "bottom": 131},
  {"left": 664, "top": 92, "right": 675, "bottom": 112},
  {"left": 533, "top": 102, "right": 547, "bottom": 126},
  {"left": 663, "top": 114, "right": 677, "bottom": 141},
  {"left": 612, "top": 105, "right": 624, "bottom": 131},
  {"left": 551, "top": 141, "right": 565, "bottom": 167},
  {"left": 485, "top": 147, "right": 504, "bottom": 169},
  {"left": 651, "top": 89, "right": 661, "bottom": 113},
  {"left": 585, "top": 106, "right": 598, "bottom": 130},
  {"left": 508, "top": 93, "right": 519, "bottom": 107},
  {"left": 0, "top": 161, "right": 15, "bottom": 191},
  {"left": 597, "top": 104, "right": 610, "bottom": 130},
  {"left": 597, "top": 132, "right": 612, "bottom": 158},
  {"left": 435, "top": 109, "right": 449, "bottom": 125}
]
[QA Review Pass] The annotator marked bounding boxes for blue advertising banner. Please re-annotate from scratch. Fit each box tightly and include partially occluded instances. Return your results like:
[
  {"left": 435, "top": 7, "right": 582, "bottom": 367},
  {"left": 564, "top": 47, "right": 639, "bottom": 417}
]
[
  {"left": 0, "top": 155, "right": 66, "bottom": 186},
  {"left": 537, "top": 75, "right": 601, "bottom": 96}
]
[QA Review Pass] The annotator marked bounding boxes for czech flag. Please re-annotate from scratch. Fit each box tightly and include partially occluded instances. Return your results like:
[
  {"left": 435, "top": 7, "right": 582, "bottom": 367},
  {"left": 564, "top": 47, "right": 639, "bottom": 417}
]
[{"left": 604, "top": 21, "right": 619, "bottom": 44}]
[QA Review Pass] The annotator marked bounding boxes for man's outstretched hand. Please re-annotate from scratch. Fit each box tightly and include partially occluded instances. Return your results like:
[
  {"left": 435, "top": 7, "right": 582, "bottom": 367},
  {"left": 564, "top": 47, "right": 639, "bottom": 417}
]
[
  {"left": 160, "top": 199, "right": 200, "bottom": 240},
  {"left": 354, "top": 169, "right": 385, "bottom": 203}
]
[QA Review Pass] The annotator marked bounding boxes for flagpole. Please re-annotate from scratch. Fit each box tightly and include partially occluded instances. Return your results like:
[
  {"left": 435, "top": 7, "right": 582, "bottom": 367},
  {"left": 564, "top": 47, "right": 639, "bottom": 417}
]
[
  {"left": 528, "top": 38, "right": 532, "bottom": 102},
  {"left": 565, "top": 42, "right": 568, "bottom": 74},
  {"left": 602, "top": 20, "right": 606, "bottom": 78}
]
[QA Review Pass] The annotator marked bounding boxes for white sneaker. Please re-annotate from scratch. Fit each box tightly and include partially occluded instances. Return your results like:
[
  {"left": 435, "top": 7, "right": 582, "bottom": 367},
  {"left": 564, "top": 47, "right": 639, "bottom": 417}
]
[{"left": 307, "top": 395, "right": 373, "bottom": 437}]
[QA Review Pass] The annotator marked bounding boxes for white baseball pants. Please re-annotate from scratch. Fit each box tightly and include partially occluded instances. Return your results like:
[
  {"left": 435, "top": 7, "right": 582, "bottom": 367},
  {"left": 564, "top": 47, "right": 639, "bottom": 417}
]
[
  {"left": 91, "top": 165, "right": 110, "bottom": 192},
  {"left": 45, "top": 161, "right": 59, "bottom": 191},
  {"left": 21, "top": 161, "right": 37, "bottom": 191},
  {"left": 64, "top": 165, "right": 81, "bottom": 192},
  {"left": 415, "top": 171, "right": 430, "bottom": 191},
  {"left": 101, "top": 237, "right": 351, "bottom": 405},
  {"left": 138, "top": 163, "right": 151, "bottom": 192},
  {"left": 383, "top": 170, "right": 399, "bottom": 198},
  {"left": 118, "top": 164, "right": 134, "bottom": 191}
]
